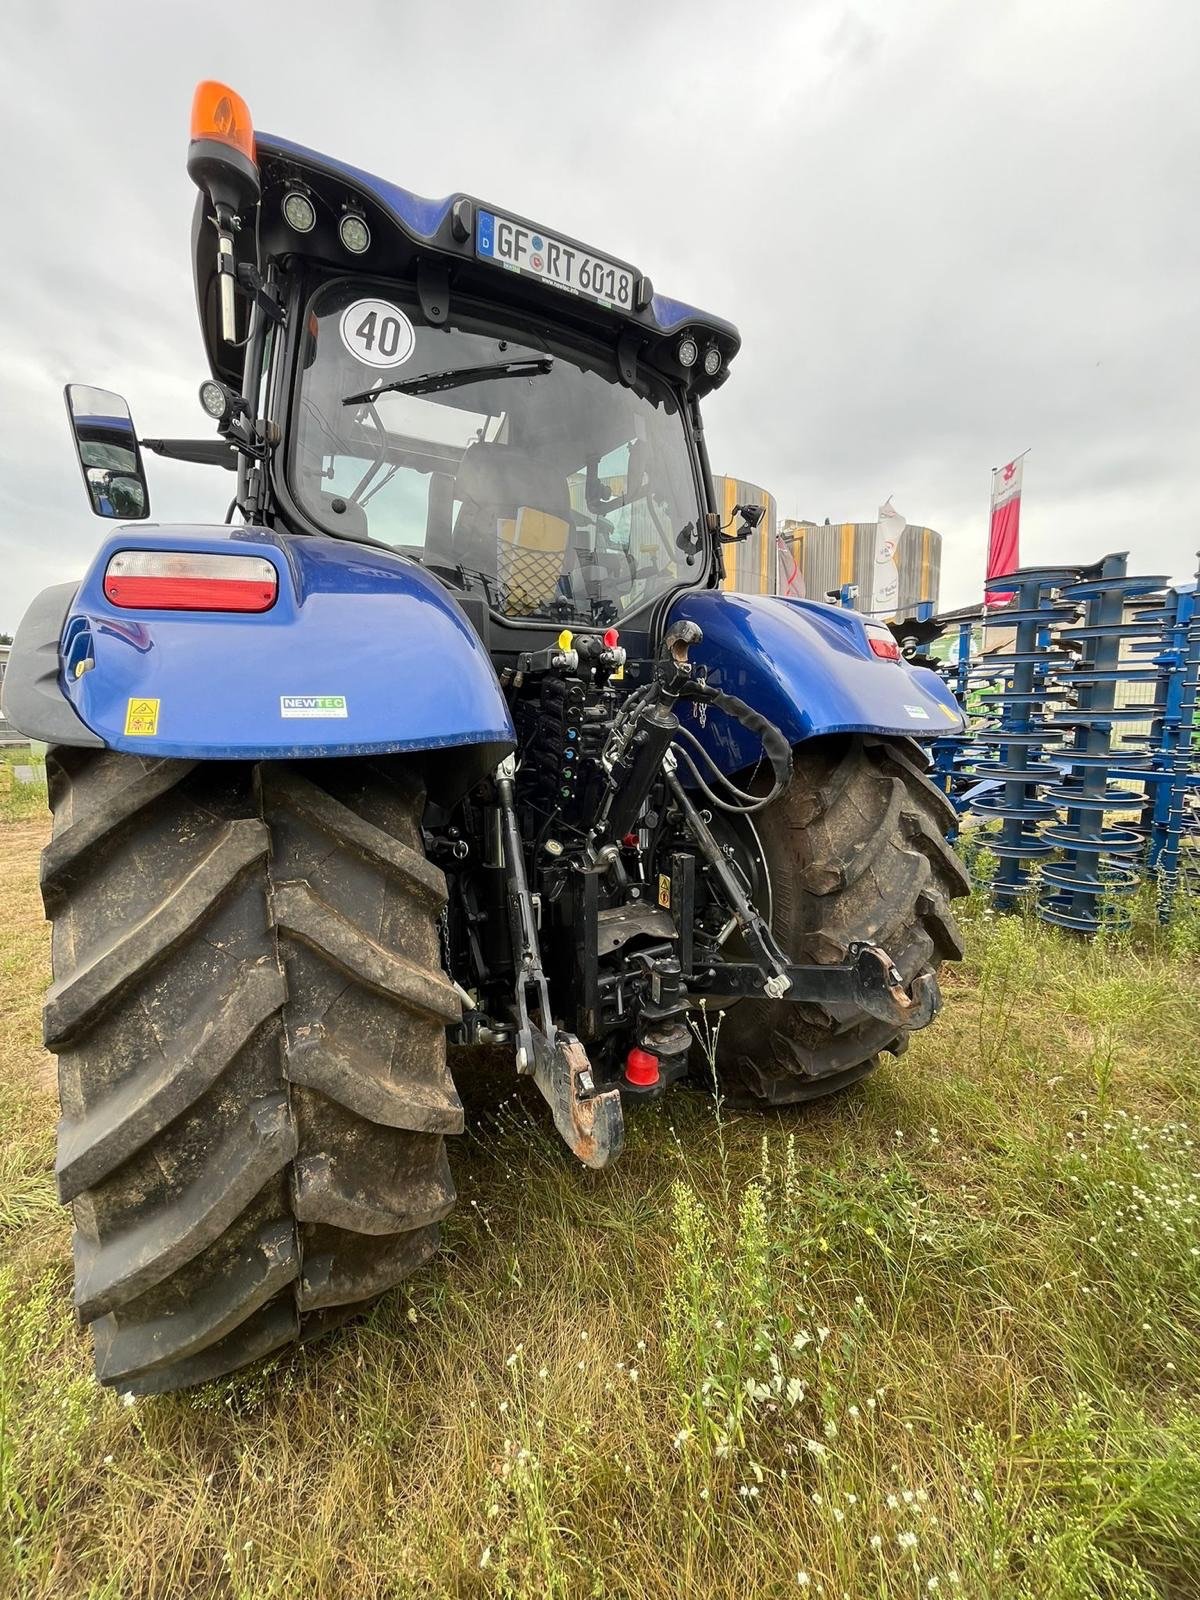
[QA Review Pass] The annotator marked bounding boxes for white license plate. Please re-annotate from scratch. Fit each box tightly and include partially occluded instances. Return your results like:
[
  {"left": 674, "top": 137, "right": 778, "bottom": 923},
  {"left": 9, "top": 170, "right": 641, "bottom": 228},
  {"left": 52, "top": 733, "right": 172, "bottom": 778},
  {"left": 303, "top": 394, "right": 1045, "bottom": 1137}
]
[{"left": 475, "top": 209, "right": 634, "bottom": 311}]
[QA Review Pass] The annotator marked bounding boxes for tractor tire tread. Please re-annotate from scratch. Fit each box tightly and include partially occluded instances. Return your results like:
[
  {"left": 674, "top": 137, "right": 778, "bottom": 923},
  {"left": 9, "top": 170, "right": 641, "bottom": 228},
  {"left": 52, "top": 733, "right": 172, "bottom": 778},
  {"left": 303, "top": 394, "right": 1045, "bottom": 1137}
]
[
  {"left": 42, "top": 749, "right": 460, "bottom": 1393},
  {"left": 714, "top": 736, "right": 968, "bottom": 1107}
]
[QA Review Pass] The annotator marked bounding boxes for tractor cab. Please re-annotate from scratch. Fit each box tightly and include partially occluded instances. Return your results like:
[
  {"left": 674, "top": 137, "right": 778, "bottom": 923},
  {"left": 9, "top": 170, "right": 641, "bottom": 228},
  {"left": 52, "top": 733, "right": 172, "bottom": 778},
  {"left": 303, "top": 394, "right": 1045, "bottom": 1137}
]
[{"left": 185, "top": 83, "right": 741, "bottom": 642}]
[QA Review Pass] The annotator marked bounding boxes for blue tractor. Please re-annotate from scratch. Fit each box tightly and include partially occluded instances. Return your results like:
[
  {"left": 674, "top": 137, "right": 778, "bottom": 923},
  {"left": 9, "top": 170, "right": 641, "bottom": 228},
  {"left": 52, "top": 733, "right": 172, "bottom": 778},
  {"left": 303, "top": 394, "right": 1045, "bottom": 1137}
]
[{"left": 3, "top": 83, "right": 969, "bottom": 1394}]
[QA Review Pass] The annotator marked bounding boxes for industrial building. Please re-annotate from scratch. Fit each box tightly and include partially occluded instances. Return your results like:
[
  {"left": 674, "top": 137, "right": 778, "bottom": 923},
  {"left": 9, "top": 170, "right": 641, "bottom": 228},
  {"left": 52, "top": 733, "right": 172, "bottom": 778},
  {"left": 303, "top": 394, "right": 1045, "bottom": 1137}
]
[{"left": 710, "top": 478, "right": 943, "bottom": 617}]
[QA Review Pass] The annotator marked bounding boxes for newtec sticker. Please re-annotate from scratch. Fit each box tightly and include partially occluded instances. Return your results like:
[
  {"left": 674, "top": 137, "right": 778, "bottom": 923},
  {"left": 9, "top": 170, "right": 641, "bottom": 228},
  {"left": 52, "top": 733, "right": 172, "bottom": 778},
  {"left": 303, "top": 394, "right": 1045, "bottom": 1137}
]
[{"left": 280, "top": 695, "right": 348, "bottom": 719}]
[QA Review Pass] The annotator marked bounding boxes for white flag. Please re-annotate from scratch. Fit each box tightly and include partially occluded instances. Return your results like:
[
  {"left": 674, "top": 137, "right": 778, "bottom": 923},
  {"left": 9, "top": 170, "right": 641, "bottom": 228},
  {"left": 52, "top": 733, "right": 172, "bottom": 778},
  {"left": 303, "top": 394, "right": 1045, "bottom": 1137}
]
[
  {"left": 871, "top": 498, "right": 905, "bottom": 617},
  {"left": 775, "top": 533, "right": 804, "bottom": 598}
]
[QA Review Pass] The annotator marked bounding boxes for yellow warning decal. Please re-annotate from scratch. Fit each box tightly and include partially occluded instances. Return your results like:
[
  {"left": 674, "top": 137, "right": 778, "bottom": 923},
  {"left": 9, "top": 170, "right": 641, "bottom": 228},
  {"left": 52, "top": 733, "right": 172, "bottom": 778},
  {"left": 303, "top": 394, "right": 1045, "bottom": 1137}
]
[
  {"left": 657, "top": 873, "right": 671, "bottom": 909},
  {"left": 124, "top": 697, "right": 160, "bottom": 737},
  {"left": 939, "top": 702, "right": 960, "bottom": 720}
]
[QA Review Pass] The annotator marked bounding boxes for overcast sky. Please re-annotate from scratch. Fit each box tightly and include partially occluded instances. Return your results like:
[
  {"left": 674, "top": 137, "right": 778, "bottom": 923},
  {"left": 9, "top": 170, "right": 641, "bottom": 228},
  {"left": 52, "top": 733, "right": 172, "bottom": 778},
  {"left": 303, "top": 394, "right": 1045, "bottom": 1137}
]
[{"left": 1, "top": 0, "right": 1196, "bottom": 629}]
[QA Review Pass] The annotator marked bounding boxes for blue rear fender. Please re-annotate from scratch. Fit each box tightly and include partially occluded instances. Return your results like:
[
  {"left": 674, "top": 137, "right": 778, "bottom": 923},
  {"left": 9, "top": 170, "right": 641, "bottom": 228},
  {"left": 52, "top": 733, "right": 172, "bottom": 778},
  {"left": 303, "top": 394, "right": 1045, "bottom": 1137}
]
[
  {"left": 58, "top": 526, "right": 514, "bottom": 765},
  {"left": 668, "top": 590, "right": 966, "bottom": 774}
]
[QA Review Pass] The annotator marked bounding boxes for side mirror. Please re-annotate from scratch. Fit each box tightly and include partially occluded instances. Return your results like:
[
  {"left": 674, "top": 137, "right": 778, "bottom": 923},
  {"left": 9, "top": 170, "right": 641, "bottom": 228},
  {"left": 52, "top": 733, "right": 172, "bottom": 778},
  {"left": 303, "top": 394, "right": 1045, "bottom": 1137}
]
[{"left": 65, "top": 385, "right": 150, "bottom": 520}]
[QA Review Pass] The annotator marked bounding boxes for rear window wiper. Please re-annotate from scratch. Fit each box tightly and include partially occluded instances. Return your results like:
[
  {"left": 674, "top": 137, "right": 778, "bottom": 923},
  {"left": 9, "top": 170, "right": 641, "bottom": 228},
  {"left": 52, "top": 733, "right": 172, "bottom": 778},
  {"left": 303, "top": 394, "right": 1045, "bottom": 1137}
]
[{"left": 343, "top": 358, "right": 553, "bottom": 407}]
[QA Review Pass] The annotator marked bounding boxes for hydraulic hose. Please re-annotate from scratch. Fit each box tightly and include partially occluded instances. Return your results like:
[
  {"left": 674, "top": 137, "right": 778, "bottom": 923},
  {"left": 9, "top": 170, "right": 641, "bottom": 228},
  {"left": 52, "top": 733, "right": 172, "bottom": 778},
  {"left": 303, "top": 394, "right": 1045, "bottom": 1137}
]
[{"left": 674, "top": 685, "right": 793, "bottom": 812}]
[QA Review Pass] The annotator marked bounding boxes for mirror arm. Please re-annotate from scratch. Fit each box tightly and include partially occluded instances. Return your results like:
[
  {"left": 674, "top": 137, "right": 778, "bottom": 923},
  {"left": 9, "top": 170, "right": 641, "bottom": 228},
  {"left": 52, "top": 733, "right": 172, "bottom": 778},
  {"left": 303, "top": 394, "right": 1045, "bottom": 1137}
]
[
  {"left": 235, "top": 261, "right": 285, "bottom": 327},
  {"left": 141, "top": 438, "right": 238, "bottom": 470}
]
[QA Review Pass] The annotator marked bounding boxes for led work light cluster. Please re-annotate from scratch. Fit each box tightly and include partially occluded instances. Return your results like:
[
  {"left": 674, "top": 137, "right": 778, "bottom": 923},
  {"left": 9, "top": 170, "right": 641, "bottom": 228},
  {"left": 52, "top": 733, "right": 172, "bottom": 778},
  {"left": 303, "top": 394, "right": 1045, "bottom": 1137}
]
[
  {"left": 281, "top": 185, "right": 371, "bottom": 254},
  {"left": 676, "top": 334, "right": 722, "bottom": 376}
]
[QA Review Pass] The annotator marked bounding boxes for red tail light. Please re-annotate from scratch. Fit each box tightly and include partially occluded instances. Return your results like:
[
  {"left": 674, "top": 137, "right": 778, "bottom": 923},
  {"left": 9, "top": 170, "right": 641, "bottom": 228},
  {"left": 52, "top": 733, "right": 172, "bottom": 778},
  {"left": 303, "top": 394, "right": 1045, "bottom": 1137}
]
[
  {"left": 865, "top": 624, "right": 901, "bottom": 661},
  {"left": 104, "top": 551, "right": 278, "bottom": 612}
]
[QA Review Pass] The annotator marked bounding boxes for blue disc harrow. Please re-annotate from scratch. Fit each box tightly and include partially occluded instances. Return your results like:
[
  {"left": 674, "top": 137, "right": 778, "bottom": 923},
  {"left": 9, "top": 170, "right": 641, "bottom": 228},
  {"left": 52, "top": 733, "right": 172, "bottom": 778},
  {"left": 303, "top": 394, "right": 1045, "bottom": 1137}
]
[{"left": 930, "top": 552, "right": 1199, "bottom": 933}]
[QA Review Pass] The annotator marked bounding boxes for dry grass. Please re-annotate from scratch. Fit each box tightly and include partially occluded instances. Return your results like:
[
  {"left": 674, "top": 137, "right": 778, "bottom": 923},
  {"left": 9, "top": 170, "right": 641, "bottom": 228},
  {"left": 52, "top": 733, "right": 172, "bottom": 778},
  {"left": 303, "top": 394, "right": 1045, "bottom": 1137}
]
[{"left": 1, "top": 800, "right": 1198, "bottom": 1599}]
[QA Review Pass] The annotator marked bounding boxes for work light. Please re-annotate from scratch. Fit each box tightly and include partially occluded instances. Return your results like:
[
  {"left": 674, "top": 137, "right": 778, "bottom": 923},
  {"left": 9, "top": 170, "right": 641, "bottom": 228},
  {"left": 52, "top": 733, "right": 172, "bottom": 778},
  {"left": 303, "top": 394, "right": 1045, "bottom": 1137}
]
[
  {"left": 339, "top": 212, "right": 370, "bottom": 254},
  {"left": 282, "top": 190, "right": 316, "bottom": 233},
  {"left": 677, "top": 335, "right": 698, "bottom": 368},
  {"left": 199, "top": 379, "right": 230, "bottom": 422}
]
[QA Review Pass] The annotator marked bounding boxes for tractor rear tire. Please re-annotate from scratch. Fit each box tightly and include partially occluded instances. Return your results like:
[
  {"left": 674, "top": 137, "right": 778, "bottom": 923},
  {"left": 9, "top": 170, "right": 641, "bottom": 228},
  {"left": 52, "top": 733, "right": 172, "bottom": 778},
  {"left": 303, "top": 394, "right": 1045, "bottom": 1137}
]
[
  {"left": 713, "top": 735, "right": 969, "bottom": 1106},
  {"left": 41, "top": 749, "right": 463, "bottom": 1394}
]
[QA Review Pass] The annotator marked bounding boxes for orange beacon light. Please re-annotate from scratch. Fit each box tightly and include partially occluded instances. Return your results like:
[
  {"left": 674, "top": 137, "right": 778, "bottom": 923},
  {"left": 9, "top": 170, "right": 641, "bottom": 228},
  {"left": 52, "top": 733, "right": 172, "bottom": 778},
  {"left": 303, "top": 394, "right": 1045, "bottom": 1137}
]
[{"left": 186, "top": 82, "right": 260, "bottom": 345}]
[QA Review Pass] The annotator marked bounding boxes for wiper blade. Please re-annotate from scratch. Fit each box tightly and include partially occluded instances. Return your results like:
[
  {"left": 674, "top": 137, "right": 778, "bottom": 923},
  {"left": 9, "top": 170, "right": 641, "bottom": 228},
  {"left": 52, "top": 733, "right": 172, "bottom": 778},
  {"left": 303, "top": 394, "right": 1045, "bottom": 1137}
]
[{"left": 343, "top": 358, "right": 553, "bottom": 407}]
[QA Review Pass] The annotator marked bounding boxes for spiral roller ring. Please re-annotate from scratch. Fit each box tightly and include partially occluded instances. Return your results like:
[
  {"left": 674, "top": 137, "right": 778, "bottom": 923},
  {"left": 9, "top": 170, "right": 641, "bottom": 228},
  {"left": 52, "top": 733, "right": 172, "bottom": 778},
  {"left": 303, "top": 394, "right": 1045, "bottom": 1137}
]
[
  {"left": 1134, "top": 563, "right": 1200, "bottom": 917},
  {"left": 1038, "top": 554, "right": 1169, "bottom": 932},
  {"left": 966, "top": 566, "right": 1078, "bottom": 907}
]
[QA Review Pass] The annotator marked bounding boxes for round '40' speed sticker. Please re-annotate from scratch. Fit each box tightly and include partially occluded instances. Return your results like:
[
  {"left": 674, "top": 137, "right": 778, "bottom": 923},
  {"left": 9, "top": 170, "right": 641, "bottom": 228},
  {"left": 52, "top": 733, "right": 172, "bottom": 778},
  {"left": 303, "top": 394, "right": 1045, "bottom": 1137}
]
[{"left": 339, "top": 299, "right": 416, "bottom": 367}]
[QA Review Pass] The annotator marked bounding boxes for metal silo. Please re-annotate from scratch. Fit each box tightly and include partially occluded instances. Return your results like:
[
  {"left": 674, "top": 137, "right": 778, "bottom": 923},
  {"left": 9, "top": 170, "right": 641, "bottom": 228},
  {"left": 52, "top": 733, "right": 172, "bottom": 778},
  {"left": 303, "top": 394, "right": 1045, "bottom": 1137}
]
[
  {"left": 711, "top": 476, "right": 778, "bottom": 594},
  {"left": 776, "top": 519, "right": 942, "bottom": 616}
]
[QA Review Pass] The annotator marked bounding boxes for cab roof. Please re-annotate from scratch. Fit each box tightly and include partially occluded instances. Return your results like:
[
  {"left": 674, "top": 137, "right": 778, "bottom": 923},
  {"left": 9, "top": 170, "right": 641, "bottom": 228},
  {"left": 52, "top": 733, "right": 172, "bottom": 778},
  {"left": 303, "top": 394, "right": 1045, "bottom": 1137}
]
[{"left": 195, "top": 132, "right": 741, "bottom": 394}]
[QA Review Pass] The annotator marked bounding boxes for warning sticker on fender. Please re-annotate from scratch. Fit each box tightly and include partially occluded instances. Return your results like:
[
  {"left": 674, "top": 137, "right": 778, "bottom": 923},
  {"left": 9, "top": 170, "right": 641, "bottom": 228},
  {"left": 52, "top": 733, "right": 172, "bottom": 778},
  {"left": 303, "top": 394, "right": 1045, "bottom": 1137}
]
[
  {"left": 904, "top": 704, "right": 930, "bottom": 720},
  {"left": 124, "top": 697, "right": 160, "bottom": 736},
  {"left": 280, "top": 695, "right": 348, "bottom": 719}
]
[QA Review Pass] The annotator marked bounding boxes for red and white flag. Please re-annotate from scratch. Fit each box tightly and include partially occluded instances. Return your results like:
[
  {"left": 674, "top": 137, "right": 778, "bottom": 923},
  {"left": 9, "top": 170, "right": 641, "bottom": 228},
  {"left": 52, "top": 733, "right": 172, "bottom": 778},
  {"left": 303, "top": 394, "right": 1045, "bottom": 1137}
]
[
  {"left": 775, "top": 533, "right": 804, "bottom": 598},
  {"left": 985, "top": 455, "right": 1024, "bottom": 604}
]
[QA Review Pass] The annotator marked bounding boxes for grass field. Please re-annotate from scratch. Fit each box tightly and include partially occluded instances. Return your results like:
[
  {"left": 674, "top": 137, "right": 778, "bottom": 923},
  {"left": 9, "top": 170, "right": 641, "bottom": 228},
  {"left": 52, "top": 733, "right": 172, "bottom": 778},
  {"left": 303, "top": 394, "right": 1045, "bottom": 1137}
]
[{"left": 1, "top": 760, "right": 1199, "bottom": 1599}]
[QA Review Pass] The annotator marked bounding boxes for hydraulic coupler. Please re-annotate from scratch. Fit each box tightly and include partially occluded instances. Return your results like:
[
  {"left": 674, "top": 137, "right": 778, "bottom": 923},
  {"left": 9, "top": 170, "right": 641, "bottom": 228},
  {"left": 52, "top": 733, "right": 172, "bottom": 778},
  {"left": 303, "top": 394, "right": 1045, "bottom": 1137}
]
[{"left": 589, "top": 620, "right": 703, "bottom": 855}]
